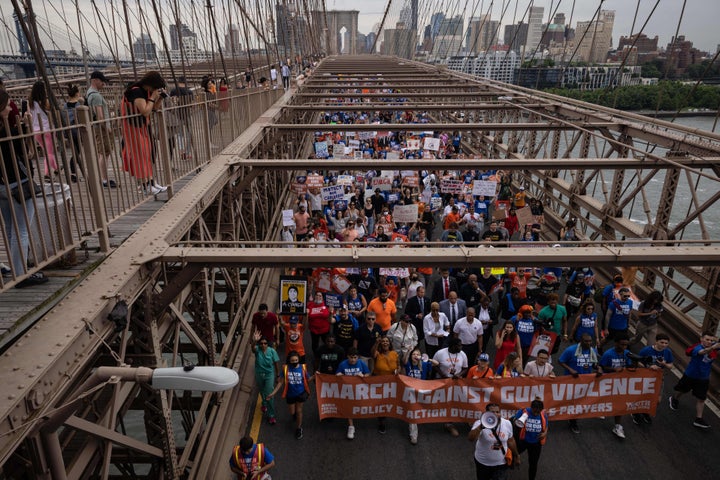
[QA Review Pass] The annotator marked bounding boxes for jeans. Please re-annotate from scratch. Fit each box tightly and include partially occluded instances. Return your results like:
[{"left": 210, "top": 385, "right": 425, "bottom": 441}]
[{"left": 1, "top": 183, "right": 36, "bottom": 275}]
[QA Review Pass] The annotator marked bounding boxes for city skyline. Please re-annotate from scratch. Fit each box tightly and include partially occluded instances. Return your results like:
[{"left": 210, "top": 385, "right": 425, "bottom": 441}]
[{"left": 333, "top": 0, "right": 719, "bottom": 53}]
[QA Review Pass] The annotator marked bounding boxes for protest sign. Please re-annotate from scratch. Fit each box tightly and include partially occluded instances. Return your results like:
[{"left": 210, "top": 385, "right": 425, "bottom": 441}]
[
  {"left": 279, "top": 276, "right": 307, "bottom": 315},
  {"left": 371, "top": 176, "right": 393, "bottom": 191},
  {"left": 516, "top": 206, "right": 534, "bottom": 227},
  {"left": 472, "top": 180, "right": 498, "bottom": 198},
  {"left": 353, "top": 151, "right": 363, "bottom": 160},
  {"left": 379, "top": 268, "right": 410, "bottom": 278},
  {"left": 440, "top": 179, "right": 464, "bottom": 194},
  {"left": 385, "top": 151, "right": 400, "bottom": 159},
  {"left": 337, "top": 174, "right": 354, "bottom": 186},
  {"left": 401, "top": 174, "right": 419, "bottom": 187},
  {"left": 322, "top": 185, "right": 345, "bottom": 201},
  {"left": 529, "top": 331, "right": 558, "bottom": 358},
  {"left": 316, "top": 369, "right": 662, "bottom": 422},
  {"left": 324, "top": 293, "right": 343, "bottom": 309},
  {"left": 332, "top": 144, "right": 345, "bottom": 156},
  {"left": 306, "top": 174, "right": 324, "bottom": 188},
  {"left": 290, "top": 183, "right": 307, "bottom": 194},
  {"left": 392, "top": 204, "right": 419, "bottom": 223},
  {"left": 406, "top": 138, "right": 421, "bottom": 150},
  {"left": 282, "top": 209, "right": 295, "bottom": 227},
  {"left": 314, "top": 141, "right": 329, "bottom": 158},
  {"left": 424, "top": 137, "right": 440, "bottom": 151}
]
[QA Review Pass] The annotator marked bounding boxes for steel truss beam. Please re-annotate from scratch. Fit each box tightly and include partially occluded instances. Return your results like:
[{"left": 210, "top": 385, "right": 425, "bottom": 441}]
[{"left": 157, "top": 246, "right": 720, "bottom": 268}]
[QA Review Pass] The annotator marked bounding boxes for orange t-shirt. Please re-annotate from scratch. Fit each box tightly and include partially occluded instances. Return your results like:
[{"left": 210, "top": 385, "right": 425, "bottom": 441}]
[
  {"left": 367, "top": 297, "right": 396, "bottom": 332},
  {"left": 373, "top": 350, "right": 399, "bottom": 375},
  {"left": 283, "top": 322, "right": 305, "bottom": 357}
]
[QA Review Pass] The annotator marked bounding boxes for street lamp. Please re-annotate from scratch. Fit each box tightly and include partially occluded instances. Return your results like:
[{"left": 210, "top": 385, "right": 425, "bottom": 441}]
[{"left": 39, "top": 366, "right": 239, "bottom": 480}]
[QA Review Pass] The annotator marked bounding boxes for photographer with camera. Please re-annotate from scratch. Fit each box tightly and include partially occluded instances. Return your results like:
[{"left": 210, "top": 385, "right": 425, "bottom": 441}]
[
  {"left": 669, "top": 331, "right": 720, "bottom": 429},
  {"left": 120, "top": 71, "right": 168, "bottom": 195}
]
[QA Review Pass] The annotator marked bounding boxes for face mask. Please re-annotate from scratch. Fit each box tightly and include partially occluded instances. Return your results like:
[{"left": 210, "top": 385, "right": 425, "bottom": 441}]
[{"left": 290, "top": 361, "right": 299, "bottom": 367}]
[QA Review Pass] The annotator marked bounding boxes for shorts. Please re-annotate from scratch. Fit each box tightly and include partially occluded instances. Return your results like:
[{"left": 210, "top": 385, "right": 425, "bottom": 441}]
[
  {"left": 674, "top": 375, "right": 709, "bottom": 400},
  {"left": 286, "top": 390, "right": 309, "bottom": 404},
  {"left": 94, "top": 125, "right": 114, "bottom": 156}
]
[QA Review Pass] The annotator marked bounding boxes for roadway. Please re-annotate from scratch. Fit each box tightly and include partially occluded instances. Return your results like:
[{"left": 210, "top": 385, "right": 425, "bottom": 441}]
[{"left": 238, "top": 308, "right": 718, "bottom": 480}]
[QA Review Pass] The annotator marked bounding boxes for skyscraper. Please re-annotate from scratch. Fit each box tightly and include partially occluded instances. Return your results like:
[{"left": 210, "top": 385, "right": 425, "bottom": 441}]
[
  {"left": 576, "top": 10, "right": 615, "bottom": 63},
  {"left": 169, "top": 23, "right": 197, "bottom": 52},
  {"left": 467, "top": 15, "right": 499, "bottom": 54},
  {"left": 133, "top": 34, "right": 157, "bottom": 62},
  {"left": 504, "top": 23, "right": 528, "bottom": 53},
  {"left": 524, "top": 6, "right": 544, "bottom": 56},
  {"left": 225, "top": 25, "right": 242, "bottom": 55}
]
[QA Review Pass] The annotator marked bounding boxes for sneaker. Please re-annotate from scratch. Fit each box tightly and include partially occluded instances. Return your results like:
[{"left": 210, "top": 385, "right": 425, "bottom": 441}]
[
  {"left": 102, "top": 180, "right": 117, "bottom": 188},
  {"left": 261, "top": 405, "right": 267, "bottom": 414},
  {"left": 378, "top": 422, "right": 386, "bottom": 434},
  {"left": 15, "top": 272, "right": 49, "bottom": 288},
  {"left": 632, "top": 414, "right": 642, "bottom": 425},
  {"left": 570, "top": 422, "right": 580, "bottom": 434},
  {"left": 150, "top": 184, "right": 167, "bottom": 195},
  {"left": 642, "top": 414, "right": 653, "bottom": 424},
  {"left": 268, "top": 417, "right": 276, "bottom": 425},
  {"left": 693, "top": 418, "right": 710, "bottom": 429},
  {"left": 0, "top": 263, "right": 10, "bottom": 276},
  {"left": 612, "top": 424, "right": 626, "bottom": 439},
  {"left": 347, "top": 425, "right": 355, "bottom": 440},
  {"left": 669, "top": 396, "right": 679, "bottom": 411},
  {"left": 295, "top": 428, "right": 303, "bottom": 440},
  {"left": 409, "top": 435, "right": 418, "bottom": 445},
  {"left": 445, "top": 424, "right": 459, "bottom": 437}
]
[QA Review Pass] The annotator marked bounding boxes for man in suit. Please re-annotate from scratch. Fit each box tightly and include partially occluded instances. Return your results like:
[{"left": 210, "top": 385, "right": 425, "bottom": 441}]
[
  {"left": 405, "top": 285, "right": 431, "bottom": 347},
  {"left": 431, "top": 268, "right": 458, "bottom": 303},
  {"left": 439, "top": 292, "right": 467, "bottom": 330}
]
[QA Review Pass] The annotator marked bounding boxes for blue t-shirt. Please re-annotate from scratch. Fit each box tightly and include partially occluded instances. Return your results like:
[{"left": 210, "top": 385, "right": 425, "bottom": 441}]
[
  {"left": 574, "top": 313, "right": 597, "bottom": 341},
  {"left": 638, "top": 345, "right": 674, "bottom": 367},
  {"left": 405, "top": 360, "right": 433, "bottom": 379},
  {"left": 337, "top": 359, "right": 370, "bottom": 376},
  {"left": 684, "top": 345, "right": 717, "bottom": 380},
  {"left": 496, "top": 365, "right": 522, "bottom": 377},
  {"left": 559, "top": 344, "right": 599, "bottom": 374},
  {"left": 345, "top": 294, "right": 365, "bottom": 314},
  {"left": 230, "top": 444, "right": 275, "bottom": 472},
  {"left": 285, "top": 364, "right": 308, "bottom": 397},
  {"left": 600, "top": 349, "right": 632, "bottom": 370},
  {"left": 514, "top": 408, "right": 547, "bottom": 444},
  {"left": 607, "top": 299, "right": 633, "bottom": 330},
  {"left": 513, "top": 316, "right": 537, "bottom": 347}
]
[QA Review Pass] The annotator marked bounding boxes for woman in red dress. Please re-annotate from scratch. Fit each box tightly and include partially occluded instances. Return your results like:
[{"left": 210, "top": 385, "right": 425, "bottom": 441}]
[
  {"left": 493, "top": 320, "right": 522, "bottom": 369},
  {"left": 120, "top": 71, "right": 167, "bottom": 194}
]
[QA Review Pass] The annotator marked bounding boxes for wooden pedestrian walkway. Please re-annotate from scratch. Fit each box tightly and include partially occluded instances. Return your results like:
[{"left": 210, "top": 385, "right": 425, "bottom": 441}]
[{"left": 0, "top": 172, "right": 194, "bottom": 348}]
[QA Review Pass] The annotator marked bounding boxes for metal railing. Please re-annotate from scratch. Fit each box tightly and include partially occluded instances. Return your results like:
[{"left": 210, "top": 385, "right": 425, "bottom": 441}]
[{"left": 0, "top": 86, "right": 283, "bottom": 289}]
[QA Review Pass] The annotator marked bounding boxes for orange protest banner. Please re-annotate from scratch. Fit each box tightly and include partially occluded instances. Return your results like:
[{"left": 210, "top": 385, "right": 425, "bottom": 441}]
[{"left": 316, "top": 370, "right": 662, "bottom": 423}]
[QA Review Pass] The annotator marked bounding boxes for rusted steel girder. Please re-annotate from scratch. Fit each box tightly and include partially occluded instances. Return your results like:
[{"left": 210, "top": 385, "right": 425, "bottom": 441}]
[{"left": 156, "top": 245, "right": 720, "bottom": 268}]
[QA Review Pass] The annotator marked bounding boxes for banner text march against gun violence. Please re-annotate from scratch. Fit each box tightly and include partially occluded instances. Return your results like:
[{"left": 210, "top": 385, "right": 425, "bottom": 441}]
[{"left": 316, "top": 370, "right": 662, "bottom": 422}]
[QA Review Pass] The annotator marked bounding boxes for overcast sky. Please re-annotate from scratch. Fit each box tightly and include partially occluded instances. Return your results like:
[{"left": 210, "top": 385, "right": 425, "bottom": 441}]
[{"left": 330, "top": 0, "right": 719, "bottom": 52}]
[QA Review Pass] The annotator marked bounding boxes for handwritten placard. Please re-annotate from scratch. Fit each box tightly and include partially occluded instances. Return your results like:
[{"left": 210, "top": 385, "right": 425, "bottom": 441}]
[
  {"left": 424, "top": 137, "right": 440, "bottom": 151},
  {"left": 321, "top": 185, "right": 345, "bottom": 201},
  {"left": 371, "top": 176, "right": 393, "bottom": 191},
  {"left": 440, "top": 179, "right": 464, "bottom": 194},
  {"left": 306, "top": 174, "right": 325, "bottom": 188},
  {"left": 392, "top": 204, "right": 419, "bottom": 223},
  {"left": 282, "top": 209, "right": 295, "bottom": 227},
  {"left": 472, "top": 180, "right": 498, "bottom": 197}
]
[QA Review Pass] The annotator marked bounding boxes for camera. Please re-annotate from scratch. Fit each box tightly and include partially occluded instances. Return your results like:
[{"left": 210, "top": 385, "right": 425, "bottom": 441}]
[
  {"left": 158, "top": 89, "right": 169, "bottom": 99},
  {"left": 627, "top": 352, "right": 653, "bottom": 365}
]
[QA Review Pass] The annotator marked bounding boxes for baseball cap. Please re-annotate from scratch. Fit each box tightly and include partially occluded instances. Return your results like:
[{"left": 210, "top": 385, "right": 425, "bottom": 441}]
[
  {"left": 478, "top": 353, "right": 490, "bottom": 362},
  {"left": 519, "top": 186, "right": 525, "bottom": 191},
  {"left": 400, "top": 313, "right": 411, "bottom": 322},
  {"left": 289, "top": 315, "right": 299, "bottom": 324},
  {"left": 90, "top": 71, "right": 110, "bottom": 83}
]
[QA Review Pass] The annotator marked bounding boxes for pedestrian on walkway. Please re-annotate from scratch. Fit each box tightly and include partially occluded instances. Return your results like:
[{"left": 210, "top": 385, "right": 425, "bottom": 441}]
[
  {"left": 252, "top": 331, "right": 280, "bottom": 425},
  {"left": 268, "top": 350, "right": 313, "bottom": 440},
  {"left": 229, "top": 436, "right": 275, "bottom": 479},
  {"left": 669, "top": 331, "right": 720, "bottom": 429}
]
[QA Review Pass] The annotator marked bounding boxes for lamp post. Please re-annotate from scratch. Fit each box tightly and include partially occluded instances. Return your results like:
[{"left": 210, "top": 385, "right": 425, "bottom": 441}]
[{"left": 39, "top": 366, "right": 239, "bottom": 480}]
